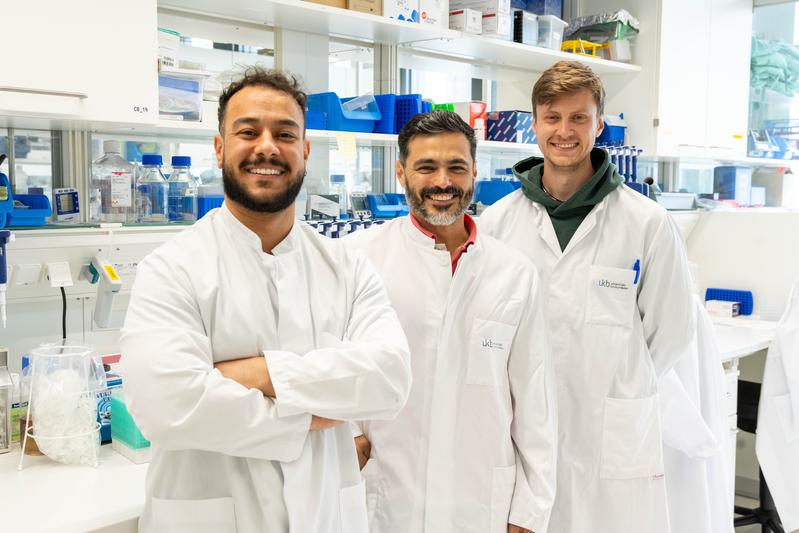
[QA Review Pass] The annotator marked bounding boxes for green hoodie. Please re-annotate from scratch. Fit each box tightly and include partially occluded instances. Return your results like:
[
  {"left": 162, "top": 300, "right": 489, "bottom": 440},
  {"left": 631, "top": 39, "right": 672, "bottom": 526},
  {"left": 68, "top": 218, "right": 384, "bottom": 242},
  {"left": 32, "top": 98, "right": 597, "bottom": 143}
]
[{"left": 513, "top": 148, "right": 622, "bottom": 251}]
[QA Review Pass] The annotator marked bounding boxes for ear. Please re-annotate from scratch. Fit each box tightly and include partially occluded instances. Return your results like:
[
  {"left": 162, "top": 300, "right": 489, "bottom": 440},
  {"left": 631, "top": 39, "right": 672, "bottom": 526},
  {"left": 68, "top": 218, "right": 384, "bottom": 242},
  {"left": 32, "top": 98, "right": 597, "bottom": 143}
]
[
  {"left": 395, "top": 160, "right": 406, "bottom": 190},
  {"left": 595, "top": 116, "right": 605, "bottom": 138},
  {"left": 214, "top": 134, "right": 224, "bottom": 169},
  {"left": 303, "top": 138, "right": 311, "bottom": 161}
]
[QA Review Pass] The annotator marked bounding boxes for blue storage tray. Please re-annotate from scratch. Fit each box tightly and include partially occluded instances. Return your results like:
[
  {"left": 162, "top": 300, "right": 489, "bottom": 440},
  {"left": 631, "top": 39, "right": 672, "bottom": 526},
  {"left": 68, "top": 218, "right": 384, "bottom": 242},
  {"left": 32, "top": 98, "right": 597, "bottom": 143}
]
[
  {"left": 366, "top": 193, "right": 410, "bottom": 218},
  {"left": 0, "top": 172, "right": 12, "bottom": 228},
  {"left": 306, "top": 111, "right": 326, "bottom": 130},
  {"left": 7, "top": 194, "right": 51, "bottom": 227},
  {"left": 198, "top": 195, "right": 224, "bottom": 219},
  {"left": 395, "top": 94, "right": 424, "bottom": 134},
  {"left": 705, "top": 288, "right": 754, "bottom": 316},
  {"left": 475, "top": 179, "right": 518, "bottom": 206},
  {"left": 307, "top": 92, "right": 380, "bottom": 133},
  {"left": 374, "top": 94, "right": 397, "bottom": 134}
]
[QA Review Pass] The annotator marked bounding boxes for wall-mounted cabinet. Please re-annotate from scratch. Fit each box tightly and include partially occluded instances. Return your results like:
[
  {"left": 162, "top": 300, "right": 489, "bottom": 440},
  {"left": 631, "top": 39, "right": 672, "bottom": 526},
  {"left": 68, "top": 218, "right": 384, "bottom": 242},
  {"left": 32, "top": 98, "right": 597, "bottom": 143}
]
[{"left": 0, "top": 1, "right": 159, "bottom": 130}]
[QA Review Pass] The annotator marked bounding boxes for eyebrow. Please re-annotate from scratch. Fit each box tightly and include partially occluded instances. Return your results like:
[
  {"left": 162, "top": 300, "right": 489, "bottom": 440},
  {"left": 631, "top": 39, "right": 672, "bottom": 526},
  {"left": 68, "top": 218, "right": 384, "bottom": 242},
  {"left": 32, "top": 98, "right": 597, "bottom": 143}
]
[
  {"left": 413, "top": 157, "right": 471, "bottom": 166},
  {"left": 230, "top": 117, "right": 301, "bottom": 130}
]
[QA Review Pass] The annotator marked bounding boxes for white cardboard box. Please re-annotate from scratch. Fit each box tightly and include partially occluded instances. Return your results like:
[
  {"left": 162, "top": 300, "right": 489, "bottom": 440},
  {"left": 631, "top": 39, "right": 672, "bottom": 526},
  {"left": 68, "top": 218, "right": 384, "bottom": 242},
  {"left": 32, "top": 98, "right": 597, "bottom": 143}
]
[
  {"left": 384, "top": 0, "right": 420, "bottom": 22},
  {"left": 449, "top": 0, "right": 509, "bottom": 15},
  {"left": 157, "top": 27, "right": 180, "bottom": 69},
  {"left": 481, "top": 10, "right": 511, "bottom": 39},
  {"left": 450, "top": 8, "right": 482, "bottom": 33},
  {"left": 420, "top": 0, "right": 449, "bottom": 27}
]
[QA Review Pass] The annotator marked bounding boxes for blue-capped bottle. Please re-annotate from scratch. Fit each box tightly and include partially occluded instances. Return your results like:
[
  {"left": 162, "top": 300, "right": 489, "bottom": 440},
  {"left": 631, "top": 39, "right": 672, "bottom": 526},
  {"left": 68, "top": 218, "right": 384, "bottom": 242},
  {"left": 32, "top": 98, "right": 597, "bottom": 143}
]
[
  {"left": 135, "top": 154, "right": 168, "bottom": 224},
  {"left": 167, "top": 156, "right": 198, "bottom": 223}
]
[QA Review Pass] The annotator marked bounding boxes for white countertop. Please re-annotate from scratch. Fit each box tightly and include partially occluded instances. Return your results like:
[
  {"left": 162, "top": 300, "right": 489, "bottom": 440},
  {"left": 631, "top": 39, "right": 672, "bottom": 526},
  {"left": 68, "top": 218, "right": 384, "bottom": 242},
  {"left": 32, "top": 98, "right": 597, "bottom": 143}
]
[
  {"left": 0, "top": 445, "right": 147, "bottom": 533},
  {"left": 712, "top": 317, "right": 779, "bottom": 362}
]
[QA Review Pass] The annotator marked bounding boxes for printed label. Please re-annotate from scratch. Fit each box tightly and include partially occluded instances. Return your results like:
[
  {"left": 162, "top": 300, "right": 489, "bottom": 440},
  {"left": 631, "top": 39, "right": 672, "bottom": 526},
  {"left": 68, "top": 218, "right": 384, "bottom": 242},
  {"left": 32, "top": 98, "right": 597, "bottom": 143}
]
[{"left": 110, "top": 172, "right": 132, "bottom": 207}]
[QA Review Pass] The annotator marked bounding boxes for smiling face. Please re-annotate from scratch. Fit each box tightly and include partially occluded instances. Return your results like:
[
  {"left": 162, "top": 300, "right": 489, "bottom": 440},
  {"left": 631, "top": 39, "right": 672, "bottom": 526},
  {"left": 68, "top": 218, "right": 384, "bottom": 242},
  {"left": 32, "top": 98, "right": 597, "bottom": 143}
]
[
  {"left": 397, "top": 132, "right": 476, "bottom": 227},
  {"left": 214, "top": 85, "right": 310, "bottom": 213},
  {"left": 533, "top": 88, "right": 604, "bottom": 173}
]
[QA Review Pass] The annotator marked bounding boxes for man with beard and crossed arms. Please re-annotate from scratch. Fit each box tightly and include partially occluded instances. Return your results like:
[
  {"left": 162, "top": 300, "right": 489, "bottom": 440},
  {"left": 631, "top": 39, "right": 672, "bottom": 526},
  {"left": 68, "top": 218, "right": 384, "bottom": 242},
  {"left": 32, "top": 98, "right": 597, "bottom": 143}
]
[
  {"left": 345, "top": 110, "right": 557, "bottom": 533},
  {"left": 121, "top": 67, "right": 412, "bottom": 533}
]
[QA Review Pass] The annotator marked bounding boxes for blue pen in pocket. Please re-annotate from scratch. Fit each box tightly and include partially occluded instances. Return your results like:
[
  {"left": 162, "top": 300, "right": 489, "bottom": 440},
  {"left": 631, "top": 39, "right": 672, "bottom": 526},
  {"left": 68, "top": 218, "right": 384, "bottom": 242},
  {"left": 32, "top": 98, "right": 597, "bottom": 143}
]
[{"left": 632, "top": 259, "right": 640, "bottom": 285}]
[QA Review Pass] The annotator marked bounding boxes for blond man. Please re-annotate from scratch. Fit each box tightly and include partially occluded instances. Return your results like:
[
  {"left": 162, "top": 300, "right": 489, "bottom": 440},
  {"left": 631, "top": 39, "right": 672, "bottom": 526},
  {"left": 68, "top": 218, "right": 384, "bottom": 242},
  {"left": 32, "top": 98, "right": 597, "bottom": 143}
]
[{"left": 480, "top": 61, "right": 695, "bottom": 533}]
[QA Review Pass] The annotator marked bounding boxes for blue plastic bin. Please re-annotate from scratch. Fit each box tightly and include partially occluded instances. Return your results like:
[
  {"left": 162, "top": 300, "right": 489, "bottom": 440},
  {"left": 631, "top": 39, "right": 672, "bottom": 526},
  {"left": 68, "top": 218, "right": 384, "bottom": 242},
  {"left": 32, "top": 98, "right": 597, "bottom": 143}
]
[
  {"left": 705, "top": 288, "right": 754, "bottom": 316},
  {"left": 198, "top": 195, "right": 224, "bottom": 219},
  {"left": 306, "top": 111, "right": 326, "bottom": 130},
  {"left": 526, "top": 0, "right": 562, "bottom": 17},
  {"left": 422, "top": 101, "right": 433, "bottom": 114},
  {"left": 7, "top": 194, "right": 52, "bottom": 227},
  {"left": 597, "top": 114, "right": 626, "bottom": 146},
  {"left": 0, "top": 172, "right": 12, "bottom": 228},
  {"left": 307, "top": 92, "right": 380, "bottom": 133},
  {"left": 374, "top": 94, "right": 398, "bottom": 134},
  {"left": 395, "top": 94, "right": 424, "bottom": 133},
  {"left": 475, "top": 179, "right": 518, "bottom": 206},
  {"left": 366, "top": 193, "right": 410, "bottom": 219}
]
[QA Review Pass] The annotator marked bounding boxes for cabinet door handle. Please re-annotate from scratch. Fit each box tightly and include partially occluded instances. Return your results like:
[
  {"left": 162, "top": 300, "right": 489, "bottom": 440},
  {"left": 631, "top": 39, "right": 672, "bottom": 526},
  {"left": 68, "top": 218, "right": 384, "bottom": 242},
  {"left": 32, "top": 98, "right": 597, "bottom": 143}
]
[
  {"left": 678, "top": 143, "right": 705, "bottom": 148},
  {"left": 0, "top": 86, "right": 88, "bottom": 99}
]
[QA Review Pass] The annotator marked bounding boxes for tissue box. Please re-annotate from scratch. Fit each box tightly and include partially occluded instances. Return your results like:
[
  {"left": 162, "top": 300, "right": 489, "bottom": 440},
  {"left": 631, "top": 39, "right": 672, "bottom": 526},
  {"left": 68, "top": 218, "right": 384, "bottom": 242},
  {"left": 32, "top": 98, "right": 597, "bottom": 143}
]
[
  {"left": 384, "top": 0, "right": 420, "bottom": 22},
  {"left": 488, "top": 111, "right": 536, "bottom": 144},
  {"left": 450, "top": 8, "right": 482, "bottom": 32},
  {"left": 420, "top": 0, "right": 449, "bottom": 27},
  {"left": 453, "top": 101, "right": 488, "bottom": 140}
]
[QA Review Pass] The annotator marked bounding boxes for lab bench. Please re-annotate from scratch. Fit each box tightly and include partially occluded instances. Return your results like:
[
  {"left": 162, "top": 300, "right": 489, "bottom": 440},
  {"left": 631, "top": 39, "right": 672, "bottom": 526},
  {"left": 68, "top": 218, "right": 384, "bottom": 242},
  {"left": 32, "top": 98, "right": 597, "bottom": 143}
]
[{"left": 0, "top": 445, "right": 146, "bottom": 533}]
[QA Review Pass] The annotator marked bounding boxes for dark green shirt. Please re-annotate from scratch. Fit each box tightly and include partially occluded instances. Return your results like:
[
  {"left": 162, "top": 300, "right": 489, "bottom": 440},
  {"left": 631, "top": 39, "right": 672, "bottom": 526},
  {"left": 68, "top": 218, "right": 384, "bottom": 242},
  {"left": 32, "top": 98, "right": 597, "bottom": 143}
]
[{"left": 514, "top": 148, "right": 623, "bottom": 251}]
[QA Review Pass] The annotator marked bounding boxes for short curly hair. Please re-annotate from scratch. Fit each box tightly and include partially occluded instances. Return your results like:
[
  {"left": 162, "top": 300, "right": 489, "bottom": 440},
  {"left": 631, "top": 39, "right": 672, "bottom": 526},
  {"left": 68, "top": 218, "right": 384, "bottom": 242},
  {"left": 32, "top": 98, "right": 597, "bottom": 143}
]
[
  {"left": 217, "top": 66, "right": 307, "bottom": 133},
  {"left": 532, "top": 61, "right": 605, "bottom": 119}
]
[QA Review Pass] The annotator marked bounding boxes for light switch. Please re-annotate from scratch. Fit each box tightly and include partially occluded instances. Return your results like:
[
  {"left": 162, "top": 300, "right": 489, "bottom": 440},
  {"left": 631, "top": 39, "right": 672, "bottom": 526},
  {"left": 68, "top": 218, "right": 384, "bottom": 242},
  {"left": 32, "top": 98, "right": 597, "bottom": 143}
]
[
  {"left": 11, "top": 263, "right": 43, "bottom": 286},
  {"left": 45, "top": 261, "right": 74, "bottom": 288}
]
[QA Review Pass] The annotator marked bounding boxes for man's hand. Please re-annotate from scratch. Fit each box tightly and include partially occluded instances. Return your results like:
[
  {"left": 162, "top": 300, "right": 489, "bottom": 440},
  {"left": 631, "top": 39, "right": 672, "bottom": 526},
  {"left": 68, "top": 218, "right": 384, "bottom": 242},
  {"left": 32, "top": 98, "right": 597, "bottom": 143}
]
[
  {"left": 508, "top": 525, "right": 533, "bottom": 533},
  {"left": 214, "top": 356, "right": 275, "bottom": 397},
  {"left": 310, "top": 416, "right": 344, "bottom": 431},
  {"left": 354, "top": 435, "right": 371, "bottom": 470}
]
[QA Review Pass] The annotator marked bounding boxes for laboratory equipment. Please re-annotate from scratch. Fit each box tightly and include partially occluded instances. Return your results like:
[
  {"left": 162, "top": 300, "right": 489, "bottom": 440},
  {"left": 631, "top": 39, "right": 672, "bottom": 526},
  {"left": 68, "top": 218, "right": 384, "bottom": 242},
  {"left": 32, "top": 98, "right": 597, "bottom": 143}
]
[
  {"left": 537, "top": 15, "right": 569, "bottom": 50},
  {"left": 329, "top": 175, "right": 349, "bottom": 217},
  {"left": 19, "top": 343, "right": 106, "bottom": 469},
  {"left": 0, "top": 230, "right": 13, "bottom": 328},
  {"left": 7, "top": 194, "right": 53, "bottom": 227},
  {"left": 53, "top": 188, "right": 80, "bottom": 222},
  {"left": 91, "top": 140, "right": 134, "bottom": 224},
  {"left": 0, "top": 347, "right": 12, "bottom": 453},
  {"left": 135, "top": 154, "right": 168, "bottom": 224},
  {"left": 110, "top": 389, "right": 151, "bottom": 464},
  {"left": 167, "top": 156, "right": 198, "bottom": 223},
  {"left": 705, "top": 288, "right": 754, "bottom": 316},
  {"left": 714, "top": 165, "right": 753, "bottom": 206},
  {"left": 0, "top": 156, "right": 12, "bottom": 228},
  {"left": 85, "top": 255, "right": 122, "bottom": 328}
]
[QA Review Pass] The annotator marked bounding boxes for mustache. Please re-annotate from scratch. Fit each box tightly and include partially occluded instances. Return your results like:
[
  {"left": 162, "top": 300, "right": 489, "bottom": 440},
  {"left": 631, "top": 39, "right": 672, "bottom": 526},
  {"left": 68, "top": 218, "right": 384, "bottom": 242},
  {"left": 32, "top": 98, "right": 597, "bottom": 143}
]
[
  {"left": 418, "top": 185, "right": 464, "bottom": 198},
  {"left": 240, "top": 155, "right": 290, "bottom": 172}
]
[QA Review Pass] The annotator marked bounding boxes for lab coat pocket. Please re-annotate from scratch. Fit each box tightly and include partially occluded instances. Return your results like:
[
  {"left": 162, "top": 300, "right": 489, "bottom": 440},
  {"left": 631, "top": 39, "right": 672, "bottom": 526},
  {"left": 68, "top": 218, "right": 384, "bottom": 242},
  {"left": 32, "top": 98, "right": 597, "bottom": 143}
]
[
  {"left": 600, "top": 394, "right": 664, "bottom": 479},
  {"left": 586, "top": 265, "right": 637, "bottom": 328},
  {"left": 490, "top": 465, "right": 517, "bottom": 533},
  {"left": 774, "top": 393, "right": 799, "bottom": 442},
  {"left": 361, "top": 457, "right": 384, "bottom": 525},
  {"left": 339, "top": 481, "right": 369, "bottom": 533},
  {"left": 466, "top": 319, "right": 517, "bottom": 386},
  {"left": 151, "top": 496, "right": 237, "bottom": 533}
]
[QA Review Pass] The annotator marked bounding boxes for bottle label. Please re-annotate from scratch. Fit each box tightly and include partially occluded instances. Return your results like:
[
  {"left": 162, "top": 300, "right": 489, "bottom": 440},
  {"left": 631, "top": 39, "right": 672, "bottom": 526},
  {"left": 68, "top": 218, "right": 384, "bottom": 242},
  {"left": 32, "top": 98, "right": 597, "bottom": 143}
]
[{"left": 110, "top": 172, "right": 132, "bottom": 207}]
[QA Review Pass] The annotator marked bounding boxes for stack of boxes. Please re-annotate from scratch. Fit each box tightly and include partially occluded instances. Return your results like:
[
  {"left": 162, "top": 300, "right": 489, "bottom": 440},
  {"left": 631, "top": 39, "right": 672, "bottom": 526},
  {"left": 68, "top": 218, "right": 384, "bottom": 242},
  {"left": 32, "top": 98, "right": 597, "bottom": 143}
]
[
  {"left": 449, "top": 0, "right": 512, "bottom": 40},
  {"left": 487, "top": 111, "right": 536, "bottom": 144}
]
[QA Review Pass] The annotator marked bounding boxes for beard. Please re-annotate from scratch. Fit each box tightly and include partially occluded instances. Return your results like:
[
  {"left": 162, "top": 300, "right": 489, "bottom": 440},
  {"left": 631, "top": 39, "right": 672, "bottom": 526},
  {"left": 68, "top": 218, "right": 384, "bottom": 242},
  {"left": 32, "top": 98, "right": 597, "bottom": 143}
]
[
  {"left": 405, "top": 182, "right": 473, "bottom": 227},
  {"left": 222, "top": 154, "right": 305, "bottom": 214}
]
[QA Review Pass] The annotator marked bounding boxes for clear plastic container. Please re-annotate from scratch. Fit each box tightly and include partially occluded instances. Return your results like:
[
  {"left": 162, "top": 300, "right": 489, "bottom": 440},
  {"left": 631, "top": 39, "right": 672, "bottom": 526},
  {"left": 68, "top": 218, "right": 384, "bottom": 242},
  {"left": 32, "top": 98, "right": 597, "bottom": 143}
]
[
  {"left": 167, "top": 156, "right": 198, "bottom": 223},
  {"left": 329, "top": 174, "right": 349, "bottom": 218},
  {"left": 135, "top": 154, "right": 169, "bottom": 224},
  {"left": 537, "top": 15, "right": 569, "bottom": 50},
  {"left": 21, "top": 344, "right": 106, "bottom": 467},
  {"left": 90, "top": 140, "right": 134, "bottom": 224}
]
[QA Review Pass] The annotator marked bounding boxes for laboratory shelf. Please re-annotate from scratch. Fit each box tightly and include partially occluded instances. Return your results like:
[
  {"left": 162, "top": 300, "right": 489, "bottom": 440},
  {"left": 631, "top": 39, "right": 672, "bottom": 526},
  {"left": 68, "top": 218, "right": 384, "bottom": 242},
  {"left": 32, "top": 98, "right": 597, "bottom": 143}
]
[{"left": 158, "top": 0, "right": 641, "bottom": 75}]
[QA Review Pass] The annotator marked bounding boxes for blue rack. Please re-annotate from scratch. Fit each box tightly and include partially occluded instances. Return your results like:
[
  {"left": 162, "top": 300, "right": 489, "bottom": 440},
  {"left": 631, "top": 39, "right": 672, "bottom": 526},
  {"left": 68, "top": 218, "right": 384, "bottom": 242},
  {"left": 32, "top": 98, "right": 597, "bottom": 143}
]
[
  {"left": 366, "top": 193, "right": 410, "bottom": 219},
  {"left": 705, "top": 288, "right": 754, "bottom": 316}
]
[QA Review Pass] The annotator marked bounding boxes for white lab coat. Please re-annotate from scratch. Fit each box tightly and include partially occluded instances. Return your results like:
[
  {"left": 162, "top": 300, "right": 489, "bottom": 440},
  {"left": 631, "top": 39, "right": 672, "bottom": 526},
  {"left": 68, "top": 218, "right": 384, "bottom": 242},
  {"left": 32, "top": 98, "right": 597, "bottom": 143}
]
[
  {"left": 345, "top": 216, "right": 557, "bottom": 533},
  {"left": 480, "top": 186, "right": 695, "bottom": 533},
  {"left": 757, "top": 277, "right": 799, "bottom": 532},
  {"left": 120, "top": 204, "right": 412, "bottom": 533},
  {"left": 659, "top": 296, "right": 733, "bottom": 533}
]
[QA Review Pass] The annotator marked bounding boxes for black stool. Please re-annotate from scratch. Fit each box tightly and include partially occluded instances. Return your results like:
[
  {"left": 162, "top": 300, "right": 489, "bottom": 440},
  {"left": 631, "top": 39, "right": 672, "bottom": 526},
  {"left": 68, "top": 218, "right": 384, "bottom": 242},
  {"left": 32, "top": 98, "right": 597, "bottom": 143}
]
[{"left": 734, "top": 380, "right": 784, "bottom": 532}]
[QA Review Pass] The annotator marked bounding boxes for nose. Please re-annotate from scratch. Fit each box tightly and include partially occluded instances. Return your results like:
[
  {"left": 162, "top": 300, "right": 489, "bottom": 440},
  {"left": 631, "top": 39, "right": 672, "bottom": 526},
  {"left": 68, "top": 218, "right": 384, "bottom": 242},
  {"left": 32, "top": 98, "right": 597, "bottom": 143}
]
[
  {"left": 430, "top": 168, "right": 453, "bottom": 189},
  {"left": 255, "top": 131, "right": 279, "bottom": 159},
  {"left": 554, "top": 117, "right": 573, "bottom": 139}
]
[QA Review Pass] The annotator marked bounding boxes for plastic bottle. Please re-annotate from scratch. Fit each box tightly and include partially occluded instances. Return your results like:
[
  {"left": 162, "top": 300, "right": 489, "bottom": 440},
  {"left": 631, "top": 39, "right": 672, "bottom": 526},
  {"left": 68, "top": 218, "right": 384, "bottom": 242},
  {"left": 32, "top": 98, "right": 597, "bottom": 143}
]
[
  {"left": 135, "top": 154, "right": 168, "bottom": 224},
  {"left": 90, "top": 140, "right": 134, "bottom": 224},
  {"left": 167, "top": 156, "right": 198, "bottom": 223},
  {"left": 329, "top": 174, "right": 349, "bottom": 218}
]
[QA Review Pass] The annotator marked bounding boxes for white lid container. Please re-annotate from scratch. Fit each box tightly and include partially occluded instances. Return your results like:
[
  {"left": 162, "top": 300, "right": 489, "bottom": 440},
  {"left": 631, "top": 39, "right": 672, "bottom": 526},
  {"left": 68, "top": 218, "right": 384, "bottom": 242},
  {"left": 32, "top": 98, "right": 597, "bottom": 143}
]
[{"left": 537, "top": 14, "right": 568, "bottom": 50}]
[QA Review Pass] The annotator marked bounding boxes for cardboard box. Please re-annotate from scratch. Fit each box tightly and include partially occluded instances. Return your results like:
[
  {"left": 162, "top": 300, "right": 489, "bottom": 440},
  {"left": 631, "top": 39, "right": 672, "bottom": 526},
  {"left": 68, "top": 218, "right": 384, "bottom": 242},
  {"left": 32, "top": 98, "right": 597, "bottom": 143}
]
[
  {"left": 349, "top": 0, "right": 382, "bottom": 15},
  {"left": 453, "top": 101, "right": 488, "bottom": 140},
  {"left": 450, "top": 8, "right": 482, "bottom": 33},
  {"left": 481, "top": 10, "right": 512, "bottom": 39},
  {"left": 157, "top": 27, "right": 180, "bottom": 70},
  {"left": 384, "top": 0, "right": 420, "bottom": 22},
  {"left": 307, "top": 0, "right": 348, "bottom": 7},
  {"left": 420, "top": 0, "right": 449, "bottom": 27},
  {"left": 449, "top": 0, "right": 510, "bottom": 15},
  {"left": 488, "top": 111, "right": 536, "bottom": 144}
]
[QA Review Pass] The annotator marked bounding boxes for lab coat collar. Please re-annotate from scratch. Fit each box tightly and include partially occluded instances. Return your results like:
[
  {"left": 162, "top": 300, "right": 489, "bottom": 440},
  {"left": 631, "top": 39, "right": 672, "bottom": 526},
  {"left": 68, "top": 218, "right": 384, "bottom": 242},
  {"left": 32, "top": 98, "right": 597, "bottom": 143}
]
[
  {"left": 219, "top": 201, "right": 300, "bottom": 256},
  {"left": 527, "top": 192, "right": 609, "bottom": 258}
]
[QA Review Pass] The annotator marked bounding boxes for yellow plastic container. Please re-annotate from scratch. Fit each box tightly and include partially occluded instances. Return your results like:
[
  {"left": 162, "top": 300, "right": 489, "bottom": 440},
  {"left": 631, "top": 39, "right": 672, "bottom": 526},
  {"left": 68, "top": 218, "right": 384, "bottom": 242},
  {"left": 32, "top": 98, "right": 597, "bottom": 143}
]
[{"left": 561, "top": 39, "right": 603, "bottom": 57}]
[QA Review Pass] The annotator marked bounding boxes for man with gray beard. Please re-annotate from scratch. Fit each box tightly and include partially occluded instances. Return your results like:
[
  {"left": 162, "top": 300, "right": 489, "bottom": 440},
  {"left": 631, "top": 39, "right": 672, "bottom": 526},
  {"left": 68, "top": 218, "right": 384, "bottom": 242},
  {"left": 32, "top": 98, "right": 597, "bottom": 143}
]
[{"left": 344, "top": 110, "right": 558, "bottom": 533}]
